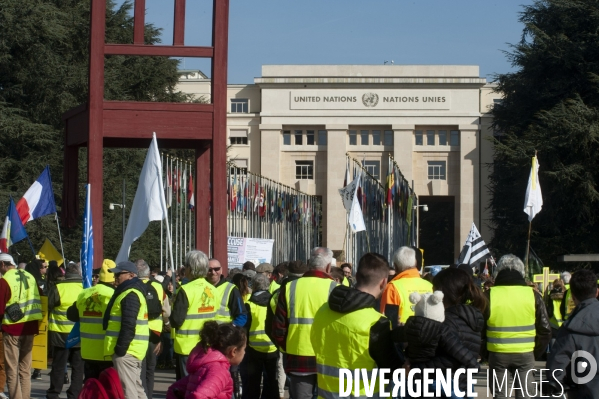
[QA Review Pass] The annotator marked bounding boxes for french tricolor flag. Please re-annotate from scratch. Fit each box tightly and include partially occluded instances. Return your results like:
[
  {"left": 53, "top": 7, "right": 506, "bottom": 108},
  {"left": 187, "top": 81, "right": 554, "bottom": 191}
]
[{"left": 16, "top": 166, "right": 57, "bottom": 225}]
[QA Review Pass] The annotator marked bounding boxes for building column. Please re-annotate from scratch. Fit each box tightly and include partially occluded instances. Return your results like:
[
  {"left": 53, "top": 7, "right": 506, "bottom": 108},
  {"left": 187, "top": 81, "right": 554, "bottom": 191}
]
[
  {"left": 457, "top": 125, "right": 480, "bottom": 257},
  {"left": 325, "top": 125, "right": 348, "bottom": 253},
  {"left": 259, "top": 124, "right": 282, "bottom": 181},
  {"left": 392, "top": 125, "right": 415, "bottom": 183}
]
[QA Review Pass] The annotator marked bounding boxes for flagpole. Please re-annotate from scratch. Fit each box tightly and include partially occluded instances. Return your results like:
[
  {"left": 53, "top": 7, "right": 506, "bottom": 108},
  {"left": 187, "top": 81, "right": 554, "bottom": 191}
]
[
  {"left": 26, "top": 236, "right": 36, "bottom": 256},
  {"left": 54, "top": 212, "right": 66, "bottom": 261}
]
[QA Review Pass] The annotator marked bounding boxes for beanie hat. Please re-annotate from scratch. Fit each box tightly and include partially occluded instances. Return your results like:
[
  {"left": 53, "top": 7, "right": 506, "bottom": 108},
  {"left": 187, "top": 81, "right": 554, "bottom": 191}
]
[
  {"left": 410, "top": 290, "right": 445, "bottom": 323},
  {"left": 100, "top": 259, "right": 116, "bottom": 283}
]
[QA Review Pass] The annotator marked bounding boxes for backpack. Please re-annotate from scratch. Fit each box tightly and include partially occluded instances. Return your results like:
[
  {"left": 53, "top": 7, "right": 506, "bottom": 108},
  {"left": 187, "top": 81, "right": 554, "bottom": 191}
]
[{"left": 144, "top": 280, "right": 163, "bottom": 321}]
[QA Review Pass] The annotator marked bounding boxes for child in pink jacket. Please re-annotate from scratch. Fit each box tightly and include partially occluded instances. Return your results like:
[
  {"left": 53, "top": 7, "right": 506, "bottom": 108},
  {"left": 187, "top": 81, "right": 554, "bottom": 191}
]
[{"left": 167, "top": 321, "right": 247, "bottom": 399}]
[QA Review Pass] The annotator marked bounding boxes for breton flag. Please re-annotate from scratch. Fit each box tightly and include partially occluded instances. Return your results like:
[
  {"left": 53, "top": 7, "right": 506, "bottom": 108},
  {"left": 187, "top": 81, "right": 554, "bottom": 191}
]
[
  {"left": 457, "top": 223, "right": 491, "bottom": 266},
  {"left": 524, "top": 155, "right": 543, "bottom": 222},
  {"left": 16, "top": 165, "right": 57, "bottom": 225},
  {"left": 0, "top": 198, "right": 29, "bottom": 253},
  {"left": 116, "top": 133, "right": 170, "bottom": 263}
]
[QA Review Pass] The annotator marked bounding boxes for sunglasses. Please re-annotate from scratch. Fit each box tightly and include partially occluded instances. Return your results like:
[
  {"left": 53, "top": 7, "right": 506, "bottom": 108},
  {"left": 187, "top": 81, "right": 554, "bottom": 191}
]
[{"left": 208, "top": 267, "right": 221, "bottom": 273}]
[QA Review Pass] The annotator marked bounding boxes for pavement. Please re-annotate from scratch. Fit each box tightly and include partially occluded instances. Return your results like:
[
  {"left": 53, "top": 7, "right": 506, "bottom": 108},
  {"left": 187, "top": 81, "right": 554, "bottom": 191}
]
[{"left": 25, "top": 361, "right": 549, "bottom": 398}]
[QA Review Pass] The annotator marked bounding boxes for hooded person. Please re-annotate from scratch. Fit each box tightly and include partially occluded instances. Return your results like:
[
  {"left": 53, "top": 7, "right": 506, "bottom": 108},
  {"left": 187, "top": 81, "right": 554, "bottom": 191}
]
[
  {"left": 310, "top": 253, "right": 403, "bottom": 398},
  {"left": 67, "top": 259, "right": 117, "bottom": 380}
]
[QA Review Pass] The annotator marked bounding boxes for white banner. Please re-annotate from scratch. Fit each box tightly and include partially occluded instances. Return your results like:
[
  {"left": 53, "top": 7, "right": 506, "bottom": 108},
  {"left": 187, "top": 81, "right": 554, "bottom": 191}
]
[{"left": 227, "top": 236, "right": 274, "bottom": 268}]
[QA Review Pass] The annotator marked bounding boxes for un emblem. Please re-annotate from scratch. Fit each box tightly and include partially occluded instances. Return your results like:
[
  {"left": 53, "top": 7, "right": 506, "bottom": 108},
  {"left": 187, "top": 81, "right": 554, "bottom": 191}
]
[{"left": 362, "top": 93, "right": 379, "bottom": 107}]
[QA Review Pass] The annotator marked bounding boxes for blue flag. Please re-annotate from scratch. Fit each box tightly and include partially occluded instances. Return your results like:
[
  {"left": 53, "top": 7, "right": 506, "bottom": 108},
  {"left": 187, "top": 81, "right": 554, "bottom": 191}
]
[{"left": 66, "top": 184, "right": 93, "bottom": 349}]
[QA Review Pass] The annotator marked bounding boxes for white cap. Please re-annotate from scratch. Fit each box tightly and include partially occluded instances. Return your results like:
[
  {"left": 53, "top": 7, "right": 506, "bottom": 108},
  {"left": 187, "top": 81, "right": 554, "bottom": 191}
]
[
  {"left": 154, "top": 275, "right": 165, "bottom": 283},
  {"left": 0, "top": 253, "right": 16, "bottom": 266},
  {"left": 410, "top": 291, "right": 445, "bottom": 323}
]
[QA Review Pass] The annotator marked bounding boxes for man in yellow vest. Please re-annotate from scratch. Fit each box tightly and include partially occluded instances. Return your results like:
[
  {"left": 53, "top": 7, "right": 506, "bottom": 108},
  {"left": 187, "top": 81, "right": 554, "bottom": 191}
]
[
  {"left": 103, "top": 261, "right": 149, "bottom": 399},
  {"left": 206, "top": 258, "right": 247, "bottom": 396},
  {"left": 256, "top": 263, "right": 277, "bottom": 294},
  {"left": 136, "top": 259, "right": 170, "bottom": 399},
  {"left": 559, "top": 271, "right": 576, "bottom": 321},
  {"left": 66, "top": 259, "right": 116, "bottom": 380},
  {"left": 546, "top": 278, "right": 565, "bottom": 347},
  {"left": 482, "top": 254, "right": 551, "bottom": 399},
  {"left": 311, "top": 253, "right": 403, "bottom": 398},
  {"left": 241, "top": 273, "right": 280, "bottom": 399},
  {"left": 0, "top": 253, "right": 43, "bottom": 399},
  {"left": 169, "top": 251, "right": 217, "bottom": 379},
  {"left": 46, "top": 261, "right": 84, "bottom": 399},
  {"left": 380, "top": 246, "right": 433, "bottom": 328},
  {"left": 272, "top": 247, "right": 337, "bottom": 399}
]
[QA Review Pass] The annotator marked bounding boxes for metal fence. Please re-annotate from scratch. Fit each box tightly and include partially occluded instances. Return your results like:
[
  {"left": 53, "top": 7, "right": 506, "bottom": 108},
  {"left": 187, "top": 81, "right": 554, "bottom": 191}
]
[
  {"left": 344, "top": 155, "right": 417, "bottom": 266},
  {"left": 227, "top": 165, "right": 322, "bottom": 266}
]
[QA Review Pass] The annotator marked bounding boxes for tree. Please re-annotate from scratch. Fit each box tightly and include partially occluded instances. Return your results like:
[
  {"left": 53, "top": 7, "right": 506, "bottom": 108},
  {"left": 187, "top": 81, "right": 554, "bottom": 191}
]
[
  {"left": 0, "top": 0, "right": 191, "bottom": 265},
  {"left": 490, "top": 0, "right": 599, "bottom": 271}
]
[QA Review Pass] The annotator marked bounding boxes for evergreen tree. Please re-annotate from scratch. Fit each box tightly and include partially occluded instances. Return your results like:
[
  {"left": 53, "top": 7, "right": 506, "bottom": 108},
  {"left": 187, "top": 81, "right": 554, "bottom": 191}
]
[
  {"left": 0, "top": 0, "right": 191, "bottom": 265},
  {"left": 490, "top": 0, "right": 599, "bottom": 271}
]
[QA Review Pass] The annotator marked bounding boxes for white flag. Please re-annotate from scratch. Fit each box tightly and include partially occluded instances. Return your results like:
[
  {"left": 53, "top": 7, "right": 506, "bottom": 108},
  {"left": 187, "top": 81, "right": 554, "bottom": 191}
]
[
  {"left": 116, "top": 133, "right": 169, "bottom": 263},
  {"left": 338, "top": 173, "right": 361, "bottom": 211},
  {"left": 349, "top": 194, "right": 366, "bottom": 233},
  {"left": 523, "top": 156, "right": 543, "bottom": 222}
]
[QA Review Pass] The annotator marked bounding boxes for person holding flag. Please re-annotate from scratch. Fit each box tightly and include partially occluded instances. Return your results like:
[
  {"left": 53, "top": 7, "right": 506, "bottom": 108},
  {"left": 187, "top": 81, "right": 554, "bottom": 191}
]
[{"left": 0, "top": 253, "right": 43, "bottom": 399}]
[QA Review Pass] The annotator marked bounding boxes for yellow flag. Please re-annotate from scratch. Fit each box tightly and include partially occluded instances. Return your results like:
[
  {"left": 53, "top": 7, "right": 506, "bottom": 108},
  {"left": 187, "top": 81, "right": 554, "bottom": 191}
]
[{"left": 37, "top": 238, "right": 64, "bottom": 266}]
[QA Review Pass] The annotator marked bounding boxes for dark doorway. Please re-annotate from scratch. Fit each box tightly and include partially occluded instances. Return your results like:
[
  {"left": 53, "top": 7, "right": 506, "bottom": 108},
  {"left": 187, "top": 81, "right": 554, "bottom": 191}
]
[{"left": 418, "top": 196, "right": 455, "bottom": 266}]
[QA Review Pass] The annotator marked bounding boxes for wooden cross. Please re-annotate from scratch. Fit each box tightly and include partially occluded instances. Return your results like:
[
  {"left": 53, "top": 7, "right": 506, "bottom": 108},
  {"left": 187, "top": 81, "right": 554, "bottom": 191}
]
[{"left": 533, "top": 267, "right": 560, "bottom": 297}]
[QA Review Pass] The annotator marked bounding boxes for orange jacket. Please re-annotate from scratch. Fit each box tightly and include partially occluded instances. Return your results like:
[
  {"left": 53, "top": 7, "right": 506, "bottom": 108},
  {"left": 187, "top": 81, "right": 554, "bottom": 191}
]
[{"left": 380, "top": 268, "right": 422, "bottom": 325}]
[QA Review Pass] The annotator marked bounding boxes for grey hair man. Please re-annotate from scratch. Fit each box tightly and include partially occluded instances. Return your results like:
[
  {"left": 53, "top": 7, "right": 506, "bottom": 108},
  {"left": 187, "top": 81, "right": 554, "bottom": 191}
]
[
  {"left": 169, "top": 251, "right": 219, "bottom": 378},
  {"left": 273, "top": 249, "right": 337, "bottom": 399},
  {"left": 559, "top": 270, "right": 577, "bottom": 321},
  {"left": 135, "top": 260, "right": 169, "bottom": 399},
  {"left": 483, "top": 254, "right": 551, "bottom": 399},
  {"left": 380, "top": 246, "right": 432, "bottom": 328}
]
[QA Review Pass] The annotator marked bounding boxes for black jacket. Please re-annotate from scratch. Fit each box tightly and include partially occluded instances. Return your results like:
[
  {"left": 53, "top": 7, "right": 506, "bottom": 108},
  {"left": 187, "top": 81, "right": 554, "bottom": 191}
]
[
  {"left": 547, "top": 298, "right": 599, "bottom": 398},
  {"left": 102, "top": 277, "right": 147, "bottom": 357},
  {"left": 170, "top": 276, "right": 248, "bottom": 329},
  {"left": 482, "top": 269, "right": 552, "bottom": 360},
  {"left": 328, "top": 285, "right": 404, "bottom": 369},
  {"left": 244, "top": 290, "right": 278, "bottom": 359},
  {"left": 48, "top": 274, "right": 84, "bottom": 348}
]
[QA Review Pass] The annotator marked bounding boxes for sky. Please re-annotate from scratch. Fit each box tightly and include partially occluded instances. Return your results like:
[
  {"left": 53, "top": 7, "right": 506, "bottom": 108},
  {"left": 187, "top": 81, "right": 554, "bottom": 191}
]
[{"left": 116, "top": 0, "right": 534, "bottom": 84}]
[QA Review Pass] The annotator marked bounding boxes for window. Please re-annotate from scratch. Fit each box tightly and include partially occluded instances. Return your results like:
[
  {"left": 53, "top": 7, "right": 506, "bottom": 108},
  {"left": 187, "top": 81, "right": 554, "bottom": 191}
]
[
  {"left": 306, "top": 130, "right": 315, "bottom": 145},
  {"left": 361, "top": 130, "right": 369, "bottom": 145},
  {"left": 372, "top": 130, "right": 381, "bottom": 145},
  {"left": 230, "top": 99, "right": 248, "bottom": 113},
  {"left": 363, "top": 161, "right": 381, "bottom": 180},
  {"left": 230, "top": 159, "right": 248, "bottom": 175},
  {"left": 295, "top": 161, "right": 313, "bottom": 180},
  {"left": 283, "top": 131, "right": 291, "bottom": 145},
  {"left": 427, "top": 161, "right": 446, "bottom": 180},
  {"left": 349, "top": 130, "right": 357, "bottom": 145},
  {"left": 229, "top": 130, "right": 248, "bottom": 145},
  {"left": 295, "top": 130, "right": 303, "bottom": 145},
  {"left": 384, "top": 130, "right": 393, "bottom": 146},
  {"left": 318, "top": 130, "right": 327, "bottom": 145},
  {"left": 450, "top": 130, "right": 459, "bottom": 146},
  {"left": 415, "top": 130, "right": 423, "bottom": 146},
  {"left": 426, "top": 130, "right": 435, "bottom": 146},
  {"left": 438, "top": 130, "right": 447, "bottom": 146}
]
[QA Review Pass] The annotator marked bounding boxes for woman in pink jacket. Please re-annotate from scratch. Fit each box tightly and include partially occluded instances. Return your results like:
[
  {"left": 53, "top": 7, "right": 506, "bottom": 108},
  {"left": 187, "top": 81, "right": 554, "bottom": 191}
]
[{"left": 167, "top": 321, "right": 247, "bottom": 399}]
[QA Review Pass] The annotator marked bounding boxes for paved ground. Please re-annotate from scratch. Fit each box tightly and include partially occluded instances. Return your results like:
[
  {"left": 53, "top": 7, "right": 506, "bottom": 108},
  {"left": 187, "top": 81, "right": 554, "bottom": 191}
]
[{"left": 25, "top": 361, "right": 548, "bottom": 398}]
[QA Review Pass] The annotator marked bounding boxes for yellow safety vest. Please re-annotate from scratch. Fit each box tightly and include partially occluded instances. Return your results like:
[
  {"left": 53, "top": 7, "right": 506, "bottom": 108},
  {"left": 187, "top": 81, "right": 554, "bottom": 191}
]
[
  {"left": 2, "top": 269, "right": 42, "bottom": 326},
  {"left": 77, "top": 283, "right": 114, "bottom": 360},
  {"left": 174, "top": 278, "right": 217, "bottom": 355},
  {"left": 143, "top": 279, "right": 164, "bottom": 333},
  {"left": 268, "top": 280, "right": 280, "bottom": 295},
  {"left": 49, "top": 281, "right": 83, "bottom": 333},
  {"left": 311, "top": 303, "right": 384, "bottom": 398},
  {"left": 342, "top": 277, "right": 350, "bottom": 287},
  {"left": 391, "top": 277, "right": 433, "bottom": 324},
  {"left": 213, "top": 281, "right": 236, "bottom": 323},
  {"left": 487, "top": 286, "right": 536, "bottom": 353},
  {"left": 285, "top": 277, "right": 337, "bottom": 356},
  {"left": 549, "top": 298, "right": 563, "bottom": 330},
  {"left": 564, "top": 285, "right": 576, "bottom": 320},
  {"left": 104, "top": 288, "right": 149, "bottom": 361},
  {"left": 247, "top": 298, "right": 277, "bottom": 353}
]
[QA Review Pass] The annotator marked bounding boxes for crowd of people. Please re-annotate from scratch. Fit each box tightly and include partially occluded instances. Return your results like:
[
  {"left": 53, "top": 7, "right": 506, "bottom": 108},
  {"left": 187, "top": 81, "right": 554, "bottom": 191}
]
[{"left": 0, "top": 246, "right": 597, "bottom": 399}]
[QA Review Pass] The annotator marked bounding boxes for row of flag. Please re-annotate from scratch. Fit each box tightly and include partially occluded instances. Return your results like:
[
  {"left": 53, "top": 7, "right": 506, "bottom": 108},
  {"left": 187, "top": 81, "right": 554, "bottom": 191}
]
[
  {"left": 165, "top": 163, "right": 195, "bottom": 210},
  {"left": 226, "top": 176, "right": 319, "bottom": 225}
]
